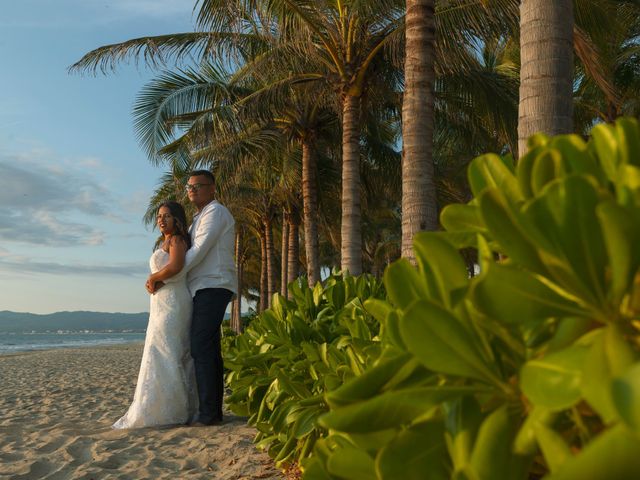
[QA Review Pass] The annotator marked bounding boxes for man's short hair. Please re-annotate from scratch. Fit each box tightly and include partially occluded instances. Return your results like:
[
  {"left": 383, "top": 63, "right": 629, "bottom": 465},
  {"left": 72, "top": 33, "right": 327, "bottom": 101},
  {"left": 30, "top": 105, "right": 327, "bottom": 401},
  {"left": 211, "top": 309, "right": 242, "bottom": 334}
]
[{"left": 189, "top": 170, "right": 215, "bottom": 185}]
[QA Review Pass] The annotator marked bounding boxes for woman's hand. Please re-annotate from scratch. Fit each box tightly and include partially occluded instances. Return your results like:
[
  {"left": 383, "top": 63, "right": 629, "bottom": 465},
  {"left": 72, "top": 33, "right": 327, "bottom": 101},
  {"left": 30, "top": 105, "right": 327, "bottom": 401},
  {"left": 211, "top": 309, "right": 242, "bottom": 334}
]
[
  {"left": 145, "top": 276, "right": 155, "bottom": 294},
  {"left": 145, "top": 276, "right": 164, "bottom": 294}
]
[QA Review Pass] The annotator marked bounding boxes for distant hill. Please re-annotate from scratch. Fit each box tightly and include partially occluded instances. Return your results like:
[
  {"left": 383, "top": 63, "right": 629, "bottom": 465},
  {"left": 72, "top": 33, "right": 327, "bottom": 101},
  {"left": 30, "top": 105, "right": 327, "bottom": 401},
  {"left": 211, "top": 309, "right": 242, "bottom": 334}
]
[
  {"left": 0, "top": 310, "right": 232, "bottom": 333},
  {"left": 0, "top": 311, "right": 150, "bottom": 333}
]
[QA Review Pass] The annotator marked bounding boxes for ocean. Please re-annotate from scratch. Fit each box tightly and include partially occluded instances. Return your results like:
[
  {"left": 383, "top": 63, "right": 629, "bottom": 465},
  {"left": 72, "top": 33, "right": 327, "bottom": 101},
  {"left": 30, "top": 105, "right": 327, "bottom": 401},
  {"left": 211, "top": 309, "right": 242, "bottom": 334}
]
[{"left": 0, "top": 331, "right": 146, "bottom": 354}]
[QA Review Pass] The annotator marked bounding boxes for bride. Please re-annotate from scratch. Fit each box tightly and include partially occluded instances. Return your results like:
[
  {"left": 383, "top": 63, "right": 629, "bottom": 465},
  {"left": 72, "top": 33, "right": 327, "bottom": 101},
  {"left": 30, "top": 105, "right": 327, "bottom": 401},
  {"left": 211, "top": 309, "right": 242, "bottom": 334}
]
[{"left": 113, "top": 201, "right": 197, "bottom": 429}]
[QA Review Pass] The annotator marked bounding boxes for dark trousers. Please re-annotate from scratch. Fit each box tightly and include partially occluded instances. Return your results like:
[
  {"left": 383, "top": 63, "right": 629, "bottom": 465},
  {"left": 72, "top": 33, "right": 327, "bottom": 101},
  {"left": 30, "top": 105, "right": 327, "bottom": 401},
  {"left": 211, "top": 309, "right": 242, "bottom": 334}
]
[{"left": 191, "top": 288, "right": 234, "bottom": 423}]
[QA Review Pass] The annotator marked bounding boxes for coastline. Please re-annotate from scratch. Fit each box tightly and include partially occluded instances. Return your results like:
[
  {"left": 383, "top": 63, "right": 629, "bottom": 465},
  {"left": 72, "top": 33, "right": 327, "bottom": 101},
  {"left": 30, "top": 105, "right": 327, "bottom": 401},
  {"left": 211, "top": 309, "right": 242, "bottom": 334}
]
[
  {"left": 0, "top": 339, "right": 146, "bottom": 357},
  {"left": 0, "top": 343, "right": 283, "bottom": 479},
  {"left": 0, "top": 341, "right": 144, "bottom": 358},
  {"left": 0, "top": 331, "right": 147, "bottom": 356}
]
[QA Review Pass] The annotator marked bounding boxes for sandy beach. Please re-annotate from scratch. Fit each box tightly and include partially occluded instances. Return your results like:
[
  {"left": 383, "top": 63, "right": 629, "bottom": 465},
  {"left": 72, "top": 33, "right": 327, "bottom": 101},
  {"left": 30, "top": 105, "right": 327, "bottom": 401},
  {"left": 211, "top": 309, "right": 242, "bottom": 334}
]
[{"left": 0, "top": 344, "right": 283, "bottom": 480}]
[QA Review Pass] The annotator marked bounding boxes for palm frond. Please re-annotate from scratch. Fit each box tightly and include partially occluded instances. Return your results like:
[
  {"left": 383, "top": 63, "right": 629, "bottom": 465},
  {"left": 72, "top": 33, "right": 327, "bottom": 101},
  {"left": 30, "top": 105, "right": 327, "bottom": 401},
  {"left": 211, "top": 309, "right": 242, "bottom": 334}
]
[{"left": 69, "top": 31, "right": 272, "bottom": 75}]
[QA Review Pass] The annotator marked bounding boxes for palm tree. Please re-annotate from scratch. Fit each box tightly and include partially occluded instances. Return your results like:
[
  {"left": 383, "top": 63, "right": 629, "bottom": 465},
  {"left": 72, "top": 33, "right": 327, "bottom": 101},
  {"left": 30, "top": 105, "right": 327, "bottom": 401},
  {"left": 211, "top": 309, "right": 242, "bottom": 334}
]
[
  {"left": 230, "top": 226, "right": 248, "bottom": 333},
  {"left": 573, "top": 1, "right": 640, "bottom": 129},
  {"left": 191, "top": 0, "right": 406, "bottom": 276},
  {"left": 401, "top": 0, "right": 437, "bottom": 262},
  {"left": 518, "top": 0, "right": 574, "bottom": 155},
  {"left": 280, "top": 207, "right": 289, "bottom": 296},
  {"left": 257, "top": 87, "right": 340, "bottom": 286}
]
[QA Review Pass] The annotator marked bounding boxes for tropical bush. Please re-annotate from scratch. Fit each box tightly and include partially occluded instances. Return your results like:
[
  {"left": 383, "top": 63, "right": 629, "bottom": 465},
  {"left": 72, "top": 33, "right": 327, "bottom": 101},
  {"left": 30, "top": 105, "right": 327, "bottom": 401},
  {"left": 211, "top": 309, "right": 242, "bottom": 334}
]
[
  {"left": 302, "top": 117, "right": 640, "bottom": 480},
  {"left": 224, "top": 272, "right": 386, "bottom": 468}
]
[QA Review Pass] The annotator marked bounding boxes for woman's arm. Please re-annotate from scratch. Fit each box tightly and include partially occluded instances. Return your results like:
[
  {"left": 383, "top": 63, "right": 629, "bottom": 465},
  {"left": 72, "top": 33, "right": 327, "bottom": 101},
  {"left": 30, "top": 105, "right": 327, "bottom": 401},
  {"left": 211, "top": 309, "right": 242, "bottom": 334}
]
[{"left": 147, "top": 237, "right": 187, "bottom": 291}]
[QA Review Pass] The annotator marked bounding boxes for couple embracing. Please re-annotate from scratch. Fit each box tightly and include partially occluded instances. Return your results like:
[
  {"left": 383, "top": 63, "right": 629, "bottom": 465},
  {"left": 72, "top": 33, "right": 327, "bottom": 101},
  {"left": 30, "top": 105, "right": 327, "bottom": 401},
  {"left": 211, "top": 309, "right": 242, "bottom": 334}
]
[{"left": 113, "top": 170, "right": 237, "bottom": 429}]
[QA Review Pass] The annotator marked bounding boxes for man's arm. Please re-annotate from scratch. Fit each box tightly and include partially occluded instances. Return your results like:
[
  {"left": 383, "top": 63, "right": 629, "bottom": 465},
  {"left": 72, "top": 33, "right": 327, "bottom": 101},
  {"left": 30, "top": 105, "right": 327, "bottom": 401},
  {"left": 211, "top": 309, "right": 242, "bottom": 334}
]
[{"left": 184, "top": 204, "right": 232, "bottom": 272}]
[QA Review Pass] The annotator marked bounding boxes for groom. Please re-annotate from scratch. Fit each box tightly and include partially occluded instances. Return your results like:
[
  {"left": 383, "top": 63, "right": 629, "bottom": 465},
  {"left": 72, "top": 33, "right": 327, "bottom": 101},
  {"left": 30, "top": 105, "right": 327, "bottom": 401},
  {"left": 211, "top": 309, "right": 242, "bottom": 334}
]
[{"left": 183, "top": 169, "right": 237, "bottom": 426}]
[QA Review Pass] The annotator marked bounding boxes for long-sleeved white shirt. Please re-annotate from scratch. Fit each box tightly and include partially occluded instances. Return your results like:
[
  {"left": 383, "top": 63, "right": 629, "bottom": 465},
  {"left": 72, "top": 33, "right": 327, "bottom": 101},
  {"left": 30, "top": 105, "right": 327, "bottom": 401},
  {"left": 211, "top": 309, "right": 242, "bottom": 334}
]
[{"left": 184, "top": 200, "right": 237, "bottom": 296}]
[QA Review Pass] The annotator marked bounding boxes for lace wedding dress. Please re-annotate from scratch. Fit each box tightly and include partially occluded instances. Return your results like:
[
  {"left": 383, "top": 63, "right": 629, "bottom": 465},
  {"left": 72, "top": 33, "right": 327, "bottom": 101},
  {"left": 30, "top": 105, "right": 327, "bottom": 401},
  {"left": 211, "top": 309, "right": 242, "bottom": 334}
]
[{"left": 113, "top": 249, "right": 197, "bottom": 429}]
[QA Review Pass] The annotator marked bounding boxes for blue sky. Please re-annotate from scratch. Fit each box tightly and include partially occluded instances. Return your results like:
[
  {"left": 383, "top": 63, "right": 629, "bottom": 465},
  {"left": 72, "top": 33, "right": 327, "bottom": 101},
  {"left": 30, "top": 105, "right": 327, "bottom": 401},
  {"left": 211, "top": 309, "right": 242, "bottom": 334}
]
[{"left": 0, "top": 1, "right": 197, "bottom": 313}]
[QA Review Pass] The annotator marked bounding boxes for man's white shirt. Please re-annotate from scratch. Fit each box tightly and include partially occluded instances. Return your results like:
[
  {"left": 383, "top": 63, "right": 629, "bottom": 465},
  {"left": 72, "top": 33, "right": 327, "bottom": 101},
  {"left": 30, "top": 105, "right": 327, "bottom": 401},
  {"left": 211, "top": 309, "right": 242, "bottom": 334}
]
[{"left": 183, "top": 200, "right": 237, "bottom": 296}]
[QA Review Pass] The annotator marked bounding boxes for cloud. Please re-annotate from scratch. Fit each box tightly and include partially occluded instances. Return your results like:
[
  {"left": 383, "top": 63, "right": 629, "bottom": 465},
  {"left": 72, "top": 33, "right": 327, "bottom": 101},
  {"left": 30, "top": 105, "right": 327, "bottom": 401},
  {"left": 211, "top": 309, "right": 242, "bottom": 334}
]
[
  {"left": 76, "top": 156, "right": 104, "bottom": 169},
  {"left": 0, "top": 211, "right": 105, "bottom": 247},
  {"left": 0, "top": 254, "right": 148, "bottom": 277},
  {"left": 0, "top": 153, "right": 108, "bottom": 213},
  {"left": 0, "top": 150, "right": 118, "bottom": 246}
]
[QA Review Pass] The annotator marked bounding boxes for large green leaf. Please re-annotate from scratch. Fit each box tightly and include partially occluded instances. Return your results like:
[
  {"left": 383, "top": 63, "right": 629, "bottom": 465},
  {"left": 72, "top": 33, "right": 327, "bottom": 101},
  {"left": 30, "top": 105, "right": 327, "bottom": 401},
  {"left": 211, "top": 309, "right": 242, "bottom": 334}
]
[
  {"left": 597, "top": 201, "right": 640, "bottom": 304},
  {"left": 325, "top": 353, "right": 412, "bottom": 408},
  {"left": 612, "top": 362, "right": 640, "bottom": 432},
  {"left": 520, "top": 345, "right": 589, "bottom": 410},
  {"left": 471, "top": 262, "right": 585, "bottom": 326},
  {"left": 514, "top": 406, "right": 557, "bottom": 455},
  {"left": 468, "top": 153, "right": 523, "bottom": 202},
  {"left": 615, "top": 117, "right": 640, "bottom": 168},
  {"left": 384, "top": 259, "right": 427, "bottom": 310},
  {"left": 413, "top": 232, "right": 469, "bottom": 308},
  {"left": 534, "top": 423, "right": 571, "bottom": 472},
  {"left": 363, "top": 298, "right": 392, "bottom": 324},
  {"left": 617, "top": 165, "right": 640, "bottom": 202},
  {"left": 517, "top": 145, "right": 544, "bottom": 198},
  {"left": 376, "top": 421, "right": 450, "bottom": 480},
  {"left": 444, "top": 396, "right": 483, "bottom": 472},
  {"left": 530, "top": 149, "right": 567, "bottom": 195},
  {"left": 469, "top": 405, "right": 526, "bottom": 480},
  {"left": 549, "top": 135, "right": 602, "bottom": 181},
  {"left": 343, "top": 429, "right": 398, "bottom": 452},
  {"left": 545, "top": 424, "right": 640, "bottom": 480},
  {"left": 291, "top": 406, "right": 323, "bottom": 439},
  {"left": 440, "top": 203, "right": 486, "bottom": 235},
  {"left": 326, "top": 446, "right": 377, "bottom": 480},
  {"left": 302, "top": 457, "right": 333, "bottom": 480},
  {"left": 319, "top": 386, "right": 478, "bottom": 433},
  {"left": 582, "top": 326, "right": 636, "bottom": 423},
  {"left": 400, "top": 300, "right": 502, "bottom": 385},
  {"left": 523, "top": 175, "right": 608, "bottom": 307},
  {"left": 478, "top": 188, "right": 547, "bottom": 273},
  {"left": 591, "top": 122, "right": 621, "bottom": 180}
]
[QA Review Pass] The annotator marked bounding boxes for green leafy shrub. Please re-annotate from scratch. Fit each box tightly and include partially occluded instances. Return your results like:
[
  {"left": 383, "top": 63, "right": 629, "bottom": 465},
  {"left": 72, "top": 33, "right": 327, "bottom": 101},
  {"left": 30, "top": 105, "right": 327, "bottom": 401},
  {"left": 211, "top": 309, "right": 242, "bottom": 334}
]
[
  {"left": 224, "top": 272, "right": 386, "bottom": 468},
  {"left": 304, "top": 118, "right": 640, "bottom": 480}
]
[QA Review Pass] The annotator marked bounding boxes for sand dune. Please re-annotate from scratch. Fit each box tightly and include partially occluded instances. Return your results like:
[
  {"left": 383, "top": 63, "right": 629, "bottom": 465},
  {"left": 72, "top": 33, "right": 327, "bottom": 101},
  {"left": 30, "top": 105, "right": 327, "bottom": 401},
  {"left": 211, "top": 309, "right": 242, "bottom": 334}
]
[{"left": 0, "top": 344, "right": 283, "bottom": 479}]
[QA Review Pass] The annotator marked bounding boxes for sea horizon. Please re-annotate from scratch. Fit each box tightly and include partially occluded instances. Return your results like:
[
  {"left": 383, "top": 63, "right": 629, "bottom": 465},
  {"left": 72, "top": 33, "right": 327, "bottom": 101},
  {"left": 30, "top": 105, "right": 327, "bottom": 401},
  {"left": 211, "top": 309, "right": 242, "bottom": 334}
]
[
  {"left": 0, "top": 310, "right": 149, "bottom": 354},
  {"left": 0, "top": 330, "right": 146, "bottom": 355}
]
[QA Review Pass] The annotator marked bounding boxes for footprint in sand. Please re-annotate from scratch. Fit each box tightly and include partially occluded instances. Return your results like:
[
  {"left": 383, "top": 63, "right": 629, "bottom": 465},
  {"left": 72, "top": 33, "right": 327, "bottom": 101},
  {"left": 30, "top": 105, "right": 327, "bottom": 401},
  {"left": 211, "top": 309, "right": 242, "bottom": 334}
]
[
  {"left": 36, "top": 435, "right": 71, "bottom": 454},
  {"left": 64, "top": 437, "right": 93, "bottom": 464},
  {"left": 0, "top": 451, "right": 22, "bottom": 462},
  {"left": 92, "top": 454, "right": 123, "bottom": 470},
  {"left": 10, "top": 459, "right": 54, "bottom": 480}
]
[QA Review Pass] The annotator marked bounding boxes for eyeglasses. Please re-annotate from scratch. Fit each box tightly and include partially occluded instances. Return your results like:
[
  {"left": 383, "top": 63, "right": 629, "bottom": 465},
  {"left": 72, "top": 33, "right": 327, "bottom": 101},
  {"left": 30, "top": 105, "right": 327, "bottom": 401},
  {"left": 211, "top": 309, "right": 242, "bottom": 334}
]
[{"left": 185, "top": 182, "right": 213, "bottom": 192}]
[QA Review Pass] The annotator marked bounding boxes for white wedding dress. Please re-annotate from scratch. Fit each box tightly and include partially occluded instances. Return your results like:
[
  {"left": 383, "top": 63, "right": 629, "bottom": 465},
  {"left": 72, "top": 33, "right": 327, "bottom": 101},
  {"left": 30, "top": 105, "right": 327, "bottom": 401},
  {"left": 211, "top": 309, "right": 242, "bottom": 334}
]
[{"left": 113, "top": 249, "right": 197, "bottom": 429}]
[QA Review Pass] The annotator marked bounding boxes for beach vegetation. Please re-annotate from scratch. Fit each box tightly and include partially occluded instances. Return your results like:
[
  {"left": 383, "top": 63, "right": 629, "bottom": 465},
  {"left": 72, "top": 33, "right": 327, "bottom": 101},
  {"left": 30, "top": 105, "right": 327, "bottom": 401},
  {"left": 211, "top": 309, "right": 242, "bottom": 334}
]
[
  {"left": 226, "top": 117, "right": 640, "bottom": 478},
  {"left": 224, "top": 271, "right": 385, "bottom": 468}
]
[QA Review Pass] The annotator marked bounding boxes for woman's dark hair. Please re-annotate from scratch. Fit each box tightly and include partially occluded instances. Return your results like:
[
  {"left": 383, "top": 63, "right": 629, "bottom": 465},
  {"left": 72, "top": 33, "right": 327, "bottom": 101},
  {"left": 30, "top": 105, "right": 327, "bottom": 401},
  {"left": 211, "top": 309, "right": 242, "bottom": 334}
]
[{"left": 156, "top": 201, "right": 192, "bottom": 250}]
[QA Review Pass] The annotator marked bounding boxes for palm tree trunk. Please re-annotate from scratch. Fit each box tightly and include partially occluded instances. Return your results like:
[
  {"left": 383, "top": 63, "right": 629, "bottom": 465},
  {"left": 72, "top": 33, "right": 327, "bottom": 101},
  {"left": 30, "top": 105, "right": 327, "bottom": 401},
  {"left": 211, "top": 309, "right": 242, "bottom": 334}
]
[
  {"left": 231, "top": 229, "right": 243, "bottom": 333},
  {"left": 287, "top": 212, "right": 300, "bottom": 286},
  {"left": 341, "top": 94, "right": 363, "bottom": 276},
  {"left": 281, "top": 210, "right": 289, "bottom": 297},
  {"left": 518, "top": 0, "right": 574, "bottom": 156},
  {"left": 259, "top": 231, "right": 267, "bottom": 313},
  {"left": 264, "top": 217, "right": 277, "bottom": 309},
  {"left": 301, "top": 139, "right": 321, "bottom": 285},
  {"left": 402, "top": 0, "right": 438, "bottom": 262}
]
